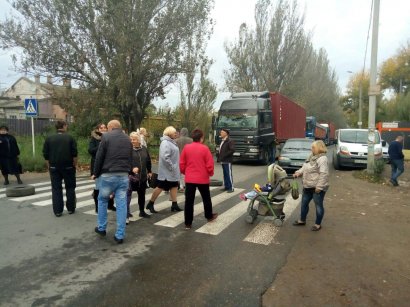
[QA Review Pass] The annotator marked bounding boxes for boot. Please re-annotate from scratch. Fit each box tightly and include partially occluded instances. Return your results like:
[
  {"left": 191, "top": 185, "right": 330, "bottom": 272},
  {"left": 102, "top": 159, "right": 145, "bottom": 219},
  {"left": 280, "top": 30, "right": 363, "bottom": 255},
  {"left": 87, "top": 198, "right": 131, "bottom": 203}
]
[
  {"left": 16, "top": 174, "right": 23, "bottom": 184},
  {"left": 171, "top": 201, "right": 182, "bottom": 212},
  {"left": 146, "top": 200, "right": 158, "bottom": 213},
  {"left": 92, "top": 189, "right": 99, "bottom": 213},
  {"left": 108, "top": 197, "right": 116, "bottom": 211},
  {"left": 4, "top": 175, "right": 9, "bottom": 185}
]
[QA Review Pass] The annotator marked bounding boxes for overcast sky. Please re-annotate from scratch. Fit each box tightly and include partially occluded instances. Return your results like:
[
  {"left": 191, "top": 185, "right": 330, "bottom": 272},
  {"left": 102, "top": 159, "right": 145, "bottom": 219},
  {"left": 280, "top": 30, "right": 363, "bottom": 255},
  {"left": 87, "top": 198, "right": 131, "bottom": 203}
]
[{"left": 1, "top": 0, "right": 410, "bottom": 109}]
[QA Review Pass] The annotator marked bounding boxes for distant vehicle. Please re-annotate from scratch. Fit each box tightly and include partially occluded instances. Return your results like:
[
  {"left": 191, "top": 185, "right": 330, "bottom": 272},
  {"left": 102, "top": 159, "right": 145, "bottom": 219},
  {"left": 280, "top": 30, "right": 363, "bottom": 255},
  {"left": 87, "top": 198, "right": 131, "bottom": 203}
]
[
  {"left": 319, "top": 122, "right": 336, "bottom": 145},
  {"left": 333, "top": 129, "right": 383, "bottom": 170},
  {"left": 306, "top": 116, "right": 327, "bottom": 142},
  {"left": 278, "top": 138, "right": 314, "bottom": 171},
  {"left": 382, "top": 140, "right": 390, "bottom": 163},
  {"left": 214, "top": 91, "right": 306, "bottom": 164}
]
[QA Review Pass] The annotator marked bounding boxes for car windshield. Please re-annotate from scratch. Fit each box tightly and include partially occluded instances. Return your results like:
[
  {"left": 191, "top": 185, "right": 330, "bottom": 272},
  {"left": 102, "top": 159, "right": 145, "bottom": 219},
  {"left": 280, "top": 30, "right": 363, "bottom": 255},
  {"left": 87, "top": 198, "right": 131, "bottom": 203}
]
[
  {"left": 217, "top": 110, "right": 258, "bottom": 129},
  {"left": 283, "top": 140, "right": 313, "bottom": 151},
  {"left": 340, "top": 130, "right": 380, "bottom": 144}
]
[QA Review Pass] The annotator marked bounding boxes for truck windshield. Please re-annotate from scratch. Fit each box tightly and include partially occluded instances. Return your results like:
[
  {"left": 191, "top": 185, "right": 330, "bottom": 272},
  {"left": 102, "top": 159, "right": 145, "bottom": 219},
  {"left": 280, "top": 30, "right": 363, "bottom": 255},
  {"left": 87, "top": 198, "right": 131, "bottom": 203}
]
[
  {"left": 217, "top": 110, "right": 258, "bottom": 129},
  {"left": 340, "top": 130, "right": 380, "bottom": 144}
]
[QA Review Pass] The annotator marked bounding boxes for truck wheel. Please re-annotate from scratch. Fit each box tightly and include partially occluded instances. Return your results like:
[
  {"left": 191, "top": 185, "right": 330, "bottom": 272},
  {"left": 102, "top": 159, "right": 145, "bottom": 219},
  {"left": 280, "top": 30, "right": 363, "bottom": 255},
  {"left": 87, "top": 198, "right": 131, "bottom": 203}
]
[
  {"left": 333, "top": 154, "right": 341, "bottom": 170},
  {"left": 260, "top": 148, "right": 270, "bottom": 165},
  {"left": 6, "top": 185, "right": 36, "bottom": 197}
]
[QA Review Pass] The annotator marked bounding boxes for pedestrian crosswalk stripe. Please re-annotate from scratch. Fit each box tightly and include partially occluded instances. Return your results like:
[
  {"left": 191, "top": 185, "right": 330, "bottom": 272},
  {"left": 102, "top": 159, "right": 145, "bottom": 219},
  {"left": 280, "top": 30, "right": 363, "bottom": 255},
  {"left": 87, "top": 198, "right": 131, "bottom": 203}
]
[
  {"left": 9, "top": 183, "right": 96, "bottom": 202},
  {"left": 195, "top": 200, "right": 246, "bottom": 235},
  {"left": 0, "top": 178, "right": 94, "bottom": 195},
  {"left": 242, "top": 194, "right": 300, "bottom": 245},
  {"left": 154, "top": 188, "right": 244, "bottom": 228},
  {"left": 32, "top": 190, "right": 95, "bottom": 206}
]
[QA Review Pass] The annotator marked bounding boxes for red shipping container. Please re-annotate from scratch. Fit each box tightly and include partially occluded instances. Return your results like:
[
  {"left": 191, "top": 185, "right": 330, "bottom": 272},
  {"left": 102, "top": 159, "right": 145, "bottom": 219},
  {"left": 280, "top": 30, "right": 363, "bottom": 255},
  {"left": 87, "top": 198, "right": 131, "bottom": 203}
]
[{"left": 270, "top": 92, "right": 306, "bottom": 143}]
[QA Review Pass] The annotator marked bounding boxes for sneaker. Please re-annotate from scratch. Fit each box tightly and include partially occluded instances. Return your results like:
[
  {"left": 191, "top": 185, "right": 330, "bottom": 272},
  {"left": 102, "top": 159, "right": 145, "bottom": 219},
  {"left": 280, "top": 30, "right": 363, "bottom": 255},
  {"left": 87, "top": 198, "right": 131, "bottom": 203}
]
[
  {"left": 94, "top": 227, "right": 106, "bottom": 236},
  {"left": 114, "top": 236, "right": 123, "bottom": 244},
  {"left": 126, "top": 218, "right": 130, "bottom": 225},
  {"left": 55, "top": 213, "right": 63, "bottom": 217},
  {"left": 185, "top": 224, "right": 192, "bottom": 229},
  {"left": 207, "top": 213, "right": 218, "bottom": 222},
  {"left": 68, "top": 210, "right": 75, "bottom": 214},
  {"left": 178, "top": 188, "right": 185, "bottom": 193},
  {"left": 226, "top": 189, "right": 235, "bottom": 193}
]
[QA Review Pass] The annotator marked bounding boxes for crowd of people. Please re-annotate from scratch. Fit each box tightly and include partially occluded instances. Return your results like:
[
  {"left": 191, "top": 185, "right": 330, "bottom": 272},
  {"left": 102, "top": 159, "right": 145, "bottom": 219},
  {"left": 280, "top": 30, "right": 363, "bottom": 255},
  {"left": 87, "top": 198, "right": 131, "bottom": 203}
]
[
  {"left": 36, "top": 119, "right": 228, "bottom": 244},
  {"left": 5, "top": 118, "right": 405, "bottom": 242}
]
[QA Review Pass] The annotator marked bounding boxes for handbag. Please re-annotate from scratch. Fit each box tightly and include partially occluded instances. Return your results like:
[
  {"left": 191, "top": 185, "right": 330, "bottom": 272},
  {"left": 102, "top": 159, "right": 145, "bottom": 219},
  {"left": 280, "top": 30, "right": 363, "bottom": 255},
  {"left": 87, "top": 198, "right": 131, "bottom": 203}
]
[
  {"left": 148, "top": 172, "right": 158, "bottom": 189},
  {"left": 129, "top": 173, "right": 140, "bottom": 191}
]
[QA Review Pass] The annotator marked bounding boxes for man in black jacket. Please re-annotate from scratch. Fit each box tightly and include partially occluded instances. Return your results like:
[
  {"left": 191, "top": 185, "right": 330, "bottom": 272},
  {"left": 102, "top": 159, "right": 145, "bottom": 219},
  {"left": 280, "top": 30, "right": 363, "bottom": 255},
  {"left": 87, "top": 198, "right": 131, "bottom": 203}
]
[
  {"left": 43, "top": 120, "right": 78, "bottom": 217},
  {"left": 388, "top": 135, "right": 405, "bottom": 186},
  {"left": 217, "top": 128, "right": 235, "bottom": 193},
  {"left": 93, "top": 120, "right": 132, "bottom": 244}
]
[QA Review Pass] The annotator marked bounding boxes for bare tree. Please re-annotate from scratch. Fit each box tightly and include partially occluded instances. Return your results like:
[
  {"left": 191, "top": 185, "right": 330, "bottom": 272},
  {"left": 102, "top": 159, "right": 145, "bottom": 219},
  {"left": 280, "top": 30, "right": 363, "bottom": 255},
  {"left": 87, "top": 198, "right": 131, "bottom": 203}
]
[{"left": 0, "top": 0, "right": 214, "bottom": 131}]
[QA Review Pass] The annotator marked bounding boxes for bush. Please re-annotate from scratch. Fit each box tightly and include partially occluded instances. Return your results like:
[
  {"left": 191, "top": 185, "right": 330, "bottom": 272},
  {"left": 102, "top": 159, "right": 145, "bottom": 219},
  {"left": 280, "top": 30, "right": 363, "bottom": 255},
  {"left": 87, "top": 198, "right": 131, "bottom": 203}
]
[{"left": 16, "top": 135, "right": 91, "bottom": 172}]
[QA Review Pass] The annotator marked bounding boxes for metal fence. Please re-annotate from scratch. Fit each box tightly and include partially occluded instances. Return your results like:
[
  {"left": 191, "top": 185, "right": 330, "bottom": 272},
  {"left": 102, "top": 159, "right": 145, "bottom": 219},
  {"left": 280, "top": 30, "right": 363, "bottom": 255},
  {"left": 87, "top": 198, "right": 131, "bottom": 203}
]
[{"left": 0, "top": 118, "right": 55, "bottom": 136}]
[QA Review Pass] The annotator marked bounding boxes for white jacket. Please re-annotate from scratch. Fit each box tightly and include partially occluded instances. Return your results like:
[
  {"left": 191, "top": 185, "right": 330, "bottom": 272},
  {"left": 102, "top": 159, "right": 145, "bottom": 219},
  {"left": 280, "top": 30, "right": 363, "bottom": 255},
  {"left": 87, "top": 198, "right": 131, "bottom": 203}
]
[{"left": 295, "top": 155, "right": 329, "bottom": 191}]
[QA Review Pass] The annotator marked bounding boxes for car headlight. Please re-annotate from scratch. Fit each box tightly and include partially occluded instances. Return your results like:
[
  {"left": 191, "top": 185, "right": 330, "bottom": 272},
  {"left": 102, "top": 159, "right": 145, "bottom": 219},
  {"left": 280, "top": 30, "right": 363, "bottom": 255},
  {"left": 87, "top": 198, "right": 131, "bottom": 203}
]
[
  {"left": 339, "top": 146, "right": 350, "bottom": 155},
  {"left": 248, "top": 148, "right": 259, "bottom": 153},
  {"left": 278, "top": 156, "right": 290, "bottom": 161}
]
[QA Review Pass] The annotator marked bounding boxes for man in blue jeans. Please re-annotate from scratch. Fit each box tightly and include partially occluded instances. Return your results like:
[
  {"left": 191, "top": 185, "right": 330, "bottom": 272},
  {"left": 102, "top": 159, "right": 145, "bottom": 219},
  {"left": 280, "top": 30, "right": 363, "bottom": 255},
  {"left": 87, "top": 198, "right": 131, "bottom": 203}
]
[
  {"left": 217, "top": 129, "right": 235, "bottom": 193},
  {"left": 93, "top": 120, "right": 132, "bottom": 244},
  {"left": 388, "top": 135, "right": 405, "bottom": 187}
]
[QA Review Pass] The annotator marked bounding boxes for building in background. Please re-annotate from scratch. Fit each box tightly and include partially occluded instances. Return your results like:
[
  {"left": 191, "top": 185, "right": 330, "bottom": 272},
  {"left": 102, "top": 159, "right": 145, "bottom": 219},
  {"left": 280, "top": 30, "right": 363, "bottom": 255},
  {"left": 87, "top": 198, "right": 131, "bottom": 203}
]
[{"left": 1, "top": 75, "right": 73, "bottom": 121}]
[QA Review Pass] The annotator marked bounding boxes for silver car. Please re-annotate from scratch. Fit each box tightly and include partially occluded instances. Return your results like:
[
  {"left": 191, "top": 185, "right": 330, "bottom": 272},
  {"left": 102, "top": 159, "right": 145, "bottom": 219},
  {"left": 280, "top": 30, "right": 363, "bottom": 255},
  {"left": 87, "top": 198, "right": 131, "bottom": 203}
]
[{"left": 278, "top": 138, "right": 313, "bottom": 171}]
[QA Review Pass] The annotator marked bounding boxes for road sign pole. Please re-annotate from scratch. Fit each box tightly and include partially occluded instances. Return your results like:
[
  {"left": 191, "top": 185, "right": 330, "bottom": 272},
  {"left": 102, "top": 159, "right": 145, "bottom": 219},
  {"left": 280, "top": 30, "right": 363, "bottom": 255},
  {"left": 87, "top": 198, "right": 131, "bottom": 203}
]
[{"left": 31, "top": 117, "right": 35, "bottom": 156}]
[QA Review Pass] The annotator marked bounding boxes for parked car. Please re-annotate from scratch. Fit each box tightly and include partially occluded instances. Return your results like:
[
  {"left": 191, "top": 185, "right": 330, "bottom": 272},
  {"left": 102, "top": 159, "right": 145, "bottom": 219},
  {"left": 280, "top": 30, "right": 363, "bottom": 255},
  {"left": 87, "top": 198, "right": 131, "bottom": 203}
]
[
  {"left": 278, "top": 138, "right": 314, "bottom": 171},
  {"left": 382, "top": 140, "right": 390, "bottom": 163},
  {"left": 333, "top": 129, "right": 383, "bottom": 170}
]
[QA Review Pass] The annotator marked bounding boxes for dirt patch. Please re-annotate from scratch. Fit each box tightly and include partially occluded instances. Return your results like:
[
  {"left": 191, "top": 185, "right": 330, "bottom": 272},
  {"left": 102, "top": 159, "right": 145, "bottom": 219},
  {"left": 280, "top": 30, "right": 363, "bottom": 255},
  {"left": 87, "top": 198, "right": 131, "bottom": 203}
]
[{"left": 263, "top": 168, "right": 410, "bottom": 306}]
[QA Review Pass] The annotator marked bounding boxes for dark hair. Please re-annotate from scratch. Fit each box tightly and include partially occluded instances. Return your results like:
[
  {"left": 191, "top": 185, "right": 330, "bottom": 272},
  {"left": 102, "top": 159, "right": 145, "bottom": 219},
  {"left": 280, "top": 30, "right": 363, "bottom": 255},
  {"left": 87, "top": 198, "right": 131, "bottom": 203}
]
[
  {"left": 191, "top": 129, "right": 204, "bottom": 142},
  {"left": 0, "top": 125, "right": 9, "bottom": 131},
  {"left": 221, "top": 128, "right": 230, "bottom": 135},
  {"left": 95, "top": 123, "right": 106, "bottom": 130},
  {"left": 55, "top": 120, "right": 67, "bottom": 130}
]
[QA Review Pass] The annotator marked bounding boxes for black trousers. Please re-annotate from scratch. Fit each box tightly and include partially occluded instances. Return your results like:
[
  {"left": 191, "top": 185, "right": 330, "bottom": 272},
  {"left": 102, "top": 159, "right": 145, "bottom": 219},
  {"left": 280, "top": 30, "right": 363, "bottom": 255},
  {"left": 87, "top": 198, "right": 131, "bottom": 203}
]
[
  {"left": 49, "top": 166, "right": 76, "bottom": 214},
  {"left": 127, "top": 184, "right": 147, "bottom": 213},
  {"left": 184, "top": 183, "right": 213, "bottom": 226}
]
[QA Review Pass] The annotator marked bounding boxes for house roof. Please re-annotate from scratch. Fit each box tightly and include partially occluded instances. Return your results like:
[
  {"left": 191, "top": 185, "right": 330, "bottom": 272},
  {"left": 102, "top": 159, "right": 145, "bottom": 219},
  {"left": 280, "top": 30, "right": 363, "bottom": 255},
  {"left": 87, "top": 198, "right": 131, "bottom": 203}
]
[{"left": 6, "top": 76, "right": 76, "bottom": 96}]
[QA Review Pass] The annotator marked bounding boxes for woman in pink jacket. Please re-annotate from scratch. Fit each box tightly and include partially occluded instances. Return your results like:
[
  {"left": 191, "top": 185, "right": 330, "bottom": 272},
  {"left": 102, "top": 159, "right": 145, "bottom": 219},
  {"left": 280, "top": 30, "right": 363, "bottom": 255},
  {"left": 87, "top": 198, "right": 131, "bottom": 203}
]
[{"left": 180, "top": 129, "right": 218, "bottom": 229}]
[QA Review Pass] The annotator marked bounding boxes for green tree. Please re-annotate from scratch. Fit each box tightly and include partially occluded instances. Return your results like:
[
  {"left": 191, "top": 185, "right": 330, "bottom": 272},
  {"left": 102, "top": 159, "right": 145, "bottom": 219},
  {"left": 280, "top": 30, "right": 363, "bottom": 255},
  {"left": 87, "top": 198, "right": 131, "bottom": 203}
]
[
  {"left": 0, "top": 0, "right": 214, "bottom": 131},
  {"left": 379, "top": 41, "right": 410, "bottom": 94},
  {"left": 224, "top": 0, "right": 343, "bottom": 127}
]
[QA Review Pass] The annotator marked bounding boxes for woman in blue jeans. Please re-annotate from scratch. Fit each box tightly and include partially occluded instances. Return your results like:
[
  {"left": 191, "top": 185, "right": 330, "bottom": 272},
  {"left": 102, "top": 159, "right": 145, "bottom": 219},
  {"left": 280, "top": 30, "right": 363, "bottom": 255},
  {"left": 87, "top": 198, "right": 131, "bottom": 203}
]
[{"left": 293, "top": 140, "right": 329, "bottom": 231}]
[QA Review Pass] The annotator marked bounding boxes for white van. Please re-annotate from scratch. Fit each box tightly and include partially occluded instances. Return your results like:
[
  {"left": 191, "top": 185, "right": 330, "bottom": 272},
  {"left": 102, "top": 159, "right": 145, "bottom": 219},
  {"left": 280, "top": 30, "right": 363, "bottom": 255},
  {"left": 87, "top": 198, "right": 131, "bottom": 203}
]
[{"left": 333, "top": 129, "right": 384, "bottom": 169}]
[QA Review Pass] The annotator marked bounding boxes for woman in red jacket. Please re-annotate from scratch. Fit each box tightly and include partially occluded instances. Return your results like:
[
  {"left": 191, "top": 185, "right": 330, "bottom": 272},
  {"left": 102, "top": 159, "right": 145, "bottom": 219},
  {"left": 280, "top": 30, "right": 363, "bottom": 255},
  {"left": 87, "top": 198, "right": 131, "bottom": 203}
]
[{"left": 180, "top": 129, "right": 218, "bottom": 229}]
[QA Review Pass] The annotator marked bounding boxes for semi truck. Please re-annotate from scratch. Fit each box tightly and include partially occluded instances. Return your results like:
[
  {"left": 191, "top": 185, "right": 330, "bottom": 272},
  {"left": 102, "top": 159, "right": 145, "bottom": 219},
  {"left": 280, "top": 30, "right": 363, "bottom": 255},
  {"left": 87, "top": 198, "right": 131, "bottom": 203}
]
[
  {"left": 319, "top": 122, "right": 336, "bottom": 145},
  {"left": 214, "top": 91, "right": 306, "bottom": 164},
  {"left": 306, "top": 116, "right": 327, "bottom": 141}
]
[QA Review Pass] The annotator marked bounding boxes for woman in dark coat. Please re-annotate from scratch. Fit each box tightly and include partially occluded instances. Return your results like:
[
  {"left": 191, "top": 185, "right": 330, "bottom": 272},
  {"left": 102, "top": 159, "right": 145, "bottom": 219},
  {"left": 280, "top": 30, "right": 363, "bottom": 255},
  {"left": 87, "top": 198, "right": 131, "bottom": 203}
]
[
  {"left": 127, "top": 132, "right": 152, "bottom": 222},
  {"left": 0, "top": 125, "right": 22, "bottom": 185},
  {"left": 88, "top": 123, "right": 115, "bottom": 212}
]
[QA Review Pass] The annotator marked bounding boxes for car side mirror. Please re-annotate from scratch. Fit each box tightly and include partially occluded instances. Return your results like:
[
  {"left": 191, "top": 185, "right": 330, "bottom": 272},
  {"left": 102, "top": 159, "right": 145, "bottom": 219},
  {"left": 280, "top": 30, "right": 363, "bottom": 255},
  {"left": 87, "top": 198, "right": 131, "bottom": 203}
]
[{"left": 382, "top": 140, "right": 386, "bottom": 147}]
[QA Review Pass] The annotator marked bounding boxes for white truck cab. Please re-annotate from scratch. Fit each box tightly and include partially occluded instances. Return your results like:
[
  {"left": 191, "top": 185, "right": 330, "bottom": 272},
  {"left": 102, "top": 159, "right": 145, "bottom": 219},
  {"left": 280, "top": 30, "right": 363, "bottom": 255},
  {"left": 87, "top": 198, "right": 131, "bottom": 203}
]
[{"left": 333, "top": 129, "right": 383, "bottom": 169}]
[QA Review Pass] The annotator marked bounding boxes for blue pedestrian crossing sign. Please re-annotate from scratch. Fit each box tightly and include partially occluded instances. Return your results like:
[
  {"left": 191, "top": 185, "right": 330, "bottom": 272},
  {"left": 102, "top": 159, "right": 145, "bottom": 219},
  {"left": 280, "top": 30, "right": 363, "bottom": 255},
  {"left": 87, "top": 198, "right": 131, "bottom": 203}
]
[{"left": 24, "top": 98, "right": 38, "bottom": 117}]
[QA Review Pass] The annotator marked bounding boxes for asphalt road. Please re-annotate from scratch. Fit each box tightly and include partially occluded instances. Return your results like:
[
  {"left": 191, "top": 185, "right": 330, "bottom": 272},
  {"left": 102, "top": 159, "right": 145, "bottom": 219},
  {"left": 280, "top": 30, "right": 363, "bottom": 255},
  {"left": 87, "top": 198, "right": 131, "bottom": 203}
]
[{"left": 0, "top": 157, "right": 320, "bottom": 306}]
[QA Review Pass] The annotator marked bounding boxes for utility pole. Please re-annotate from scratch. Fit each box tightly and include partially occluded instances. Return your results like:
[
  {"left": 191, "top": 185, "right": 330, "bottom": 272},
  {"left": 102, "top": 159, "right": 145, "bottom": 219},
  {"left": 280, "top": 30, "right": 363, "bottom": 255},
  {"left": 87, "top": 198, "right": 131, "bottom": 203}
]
[
  {"left": 358, "top": 85, "right": 363, "bottom": 128},
  {"left": 367, "top": 0, "right": 380, "bottom": 174}
]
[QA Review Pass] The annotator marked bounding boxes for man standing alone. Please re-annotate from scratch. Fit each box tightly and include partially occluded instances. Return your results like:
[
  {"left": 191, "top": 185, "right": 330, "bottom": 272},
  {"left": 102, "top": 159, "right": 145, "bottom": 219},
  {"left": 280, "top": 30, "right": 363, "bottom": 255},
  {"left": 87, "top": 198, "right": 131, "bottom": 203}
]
[
  {"left": 217, "top": 128, "right": 235, "bottom": 193},
  {"left": 43, "top": 121, "right": 78, "bottom": 217},
  {"left": 388, "top": 135, "right": 405, "bottom": 186},
  {"left": 93, "top": 120, "right": 132, "bottom": 244}
]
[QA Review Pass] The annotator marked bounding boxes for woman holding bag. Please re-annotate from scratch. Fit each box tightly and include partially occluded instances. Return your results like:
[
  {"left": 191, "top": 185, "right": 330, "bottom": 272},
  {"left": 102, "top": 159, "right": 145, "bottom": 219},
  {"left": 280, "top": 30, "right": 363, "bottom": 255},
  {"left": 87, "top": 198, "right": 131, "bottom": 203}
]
[
  {"left": 293, "top": 140, "right": 329, "bottom": 231},
  {"left": 126, "top": 132, "right": 152, "bottom": 222}
]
